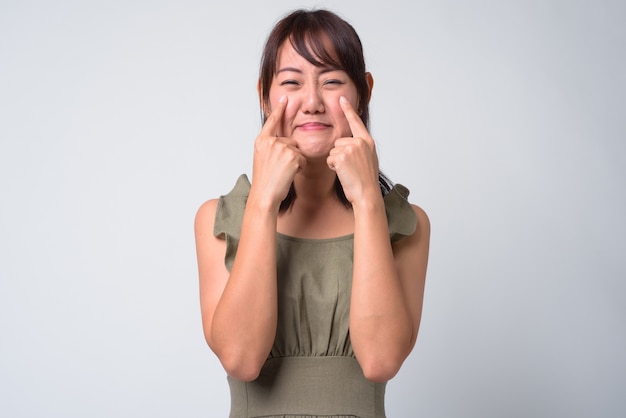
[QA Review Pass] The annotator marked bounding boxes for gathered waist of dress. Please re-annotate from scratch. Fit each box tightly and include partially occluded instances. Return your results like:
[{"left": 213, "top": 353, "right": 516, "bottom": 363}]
[{"left": 227, "top": 356, "right": 386, "bottom": 418}]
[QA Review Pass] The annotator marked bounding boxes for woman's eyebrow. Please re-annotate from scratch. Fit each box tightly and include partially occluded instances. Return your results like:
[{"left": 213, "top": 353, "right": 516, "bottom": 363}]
[
  {"left": 276, "top": 67, "right": 302, "bottom": 74},
  {"left": 276, "top": 66, "right": 341, "bottom": 74}
]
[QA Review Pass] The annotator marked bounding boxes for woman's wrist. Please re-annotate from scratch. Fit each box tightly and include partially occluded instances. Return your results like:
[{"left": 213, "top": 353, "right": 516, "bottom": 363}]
[
  {"left": 247, "top": 187, "right": 282, "bottom": 216},
  {"left": 350, "top": 187, "right": 386, "bottom": 214}
]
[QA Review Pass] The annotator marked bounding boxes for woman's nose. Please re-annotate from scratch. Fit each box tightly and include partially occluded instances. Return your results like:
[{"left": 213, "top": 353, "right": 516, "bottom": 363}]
[{"left": 301, "top": 85, "right": 325, "bottom": 114}]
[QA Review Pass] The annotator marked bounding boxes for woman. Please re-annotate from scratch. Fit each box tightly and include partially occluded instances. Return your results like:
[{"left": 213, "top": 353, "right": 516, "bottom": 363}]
[{"left": 195, "top": 9, "right": 430, "bottom": 417}]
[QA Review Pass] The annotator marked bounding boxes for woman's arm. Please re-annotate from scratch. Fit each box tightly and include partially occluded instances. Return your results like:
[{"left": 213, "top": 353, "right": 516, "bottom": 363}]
[
  {"left": 328, "top": 97, "right": 430, "bottom": 381},
  {"left": 195, "top": 96, "right": 305, "bottom": 382},
  {"left": 350, "top": 199, "right": 430, "bottom": 382},
  {"left": 195, "top": 197, "right": 280, "bottom": 382}
]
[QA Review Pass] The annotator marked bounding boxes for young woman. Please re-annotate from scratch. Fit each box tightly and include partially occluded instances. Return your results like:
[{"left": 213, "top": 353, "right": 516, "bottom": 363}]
[{"left": 195, "top": 9, "right": 430, "bottom": 417}]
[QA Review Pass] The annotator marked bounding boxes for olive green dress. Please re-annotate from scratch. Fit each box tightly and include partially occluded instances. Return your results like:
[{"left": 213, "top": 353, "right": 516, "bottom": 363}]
[{"left": 213, "top": 175, "right": 417, "bottom": 418}]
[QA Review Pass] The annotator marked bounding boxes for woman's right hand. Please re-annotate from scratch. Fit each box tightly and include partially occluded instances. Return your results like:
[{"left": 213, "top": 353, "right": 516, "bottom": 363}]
[{"left": 251, "top": 96, "right": 306, "bottom": 211}]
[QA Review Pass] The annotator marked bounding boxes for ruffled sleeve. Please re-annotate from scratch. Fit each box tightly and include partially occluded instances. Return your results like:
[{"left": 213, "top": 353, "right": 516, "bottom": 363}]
[
  {"left": 213, "top": 174, "right": 250, "bottom": 271},
  {"left": 384, "top": 183, "right": 418, "bottom": 242},
  {"left": 213, "top": 175, "right": 418, "bottom": 270}
]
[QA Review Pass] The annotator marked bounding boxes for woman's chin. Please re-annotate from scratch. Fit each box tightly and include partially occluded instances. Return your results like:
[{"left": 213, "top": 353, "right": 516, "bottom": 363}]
[
  {"left": 299, "top": 146, "right": 333, "bottom": 162},
  {"left": 294, "top": 136, "right": 335, "bottom": 159}
]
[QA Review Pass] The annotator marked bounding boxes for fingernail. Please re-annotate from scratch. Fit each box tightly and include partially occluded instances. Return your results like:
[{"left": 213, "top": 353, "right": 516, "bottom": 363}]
[
  {"left": 340, "top": 96, "right": 348, "bottom": 104},
  {"left": 279, "top": 95, "right": 286, "bottom": 103}
]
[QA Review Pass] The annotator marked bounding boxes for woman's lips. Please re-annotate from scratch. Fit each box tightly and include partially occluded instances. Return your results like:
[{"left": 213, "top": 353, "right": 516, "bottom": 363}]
[{"left": 297, "top": 122, "right": 329, "bottom": 131}]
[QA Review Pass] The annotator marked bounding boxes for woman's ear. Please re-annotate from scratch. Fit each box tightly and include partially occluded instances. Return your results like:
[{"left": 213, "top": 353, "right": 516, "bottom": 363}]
[
  {"left": 257, "top": 79, "right": 269, "bottom": 116},
  {"left": 365, "top": 72, "right": 374, "bottom": 104}
]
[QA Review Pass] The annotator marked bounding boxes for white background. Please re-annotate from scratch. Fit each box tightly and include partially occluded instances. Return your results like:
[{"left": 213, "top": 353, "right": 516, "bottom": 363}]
[{"left": 1, "top": 0, "right": 624, "bottom": 417}]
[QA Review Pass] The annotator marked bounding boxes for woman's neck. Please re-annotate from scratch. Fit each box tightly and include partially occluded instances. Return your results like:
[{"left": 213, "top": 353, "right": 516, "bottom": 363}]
[
  {"left": 292, "top": 163, "right": 338, "bottom": 203},
  {"left": 277, "top": 164, "right": 354, "bottom": 239}
]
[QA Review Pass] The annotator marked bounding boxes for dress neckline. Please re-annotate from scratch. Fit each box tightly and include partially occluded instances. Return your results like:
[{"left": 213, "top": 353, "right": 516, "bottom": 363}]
[{"left": 276, "top": 231, "right": 354, "bottom": 243}]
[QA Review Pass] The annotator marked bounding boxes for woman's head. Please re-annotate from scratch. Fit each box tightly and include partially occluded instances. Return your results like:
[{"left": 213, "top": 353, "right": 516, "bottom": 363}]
[{"left": 259, "top": 9, "right": 372, "bottom": 128}]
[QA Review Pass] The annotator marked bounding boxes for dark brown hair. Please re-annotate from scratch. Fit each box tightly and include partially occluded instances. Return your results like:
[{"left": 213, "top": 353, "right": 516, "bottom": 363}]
[{"left": 258, "top": 9, "right": 392, "bottom": 210}]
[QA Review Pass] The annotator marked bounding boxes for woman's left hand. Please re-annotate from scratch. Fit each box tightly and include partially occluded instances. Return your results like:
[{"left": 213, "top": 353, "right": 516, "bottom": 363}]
[{"left": 327, "top": 96, "right": 380, "bottom": 205}]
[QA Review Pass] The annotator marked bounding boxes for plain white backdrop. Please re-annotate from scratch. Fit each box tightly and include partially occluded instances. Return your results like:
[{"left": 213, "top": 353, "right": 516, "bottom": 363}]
[{"left": 1, "top": 0, "right": 624, "bottom": 416}]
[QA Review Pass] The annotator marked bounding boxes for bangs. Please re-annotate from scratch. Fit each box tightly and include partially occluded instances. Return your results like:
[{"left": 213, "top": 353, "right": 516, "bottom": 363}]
[{"left": 289, "top": 29, "right": 342, "bottom": 70}]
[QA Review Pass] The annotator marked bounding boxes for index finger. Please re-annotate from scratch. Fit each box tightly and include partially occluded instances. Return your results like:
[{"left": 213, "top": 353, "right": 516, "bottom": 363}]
[
  {"left": 261, "top": 95, "right": 287, "bottom": 137},
  {"left": 339, "top": 96, "right": 369, "bottom": 138}
]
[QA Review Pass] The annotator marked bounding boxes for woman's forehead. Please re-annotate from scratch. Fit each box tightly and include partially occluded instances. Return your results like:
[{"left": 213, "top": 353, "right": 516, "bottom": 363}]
[{"left": 278, "top": 33, "right": 340, "bottom": 69}]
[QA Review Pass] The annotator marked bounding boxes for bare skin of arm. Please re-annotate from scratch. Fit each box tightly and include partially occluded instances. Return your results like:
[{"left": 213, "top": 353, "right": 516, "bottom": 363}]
[
  {"left": 351, "top": 200, "right": 430, "bottom": 382},
  {"left": 195, "top": 97, "right": 306, "bottom": 381},
  {"left": 328, "top": 97, "right": 430, "bottom": 382}
]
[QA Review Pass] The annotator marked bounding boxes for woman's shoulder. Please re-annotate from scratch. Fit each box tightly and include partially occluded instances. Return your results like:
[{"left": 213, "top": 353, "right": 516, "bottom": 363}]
[
  {"left": 409, "top": 202, "right": 429, "bottom": 221},
  {"left": 194, "top": 199, "right": 220, "bottom": 238},
  {"left": 409, "top": 203, "right": 430, "bottom": 237},
  {"left": 195, "top": 198, "right": 219, "bottom": 217}
]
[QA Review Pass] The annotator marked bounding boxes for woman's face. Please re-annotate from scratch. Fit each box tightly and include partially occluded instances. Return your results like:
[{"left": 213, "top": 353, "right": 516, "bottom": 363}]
[{"left": 266, "top": 41, "right": 360, "bottom": 160}]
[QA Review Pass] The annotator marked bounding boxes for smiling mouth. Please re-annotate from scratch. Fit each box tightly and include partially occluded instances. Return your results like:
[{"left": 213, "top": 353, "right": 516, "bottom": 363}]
[{"left": 297, "top": 122, "right": 330, "bottom": 131}]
